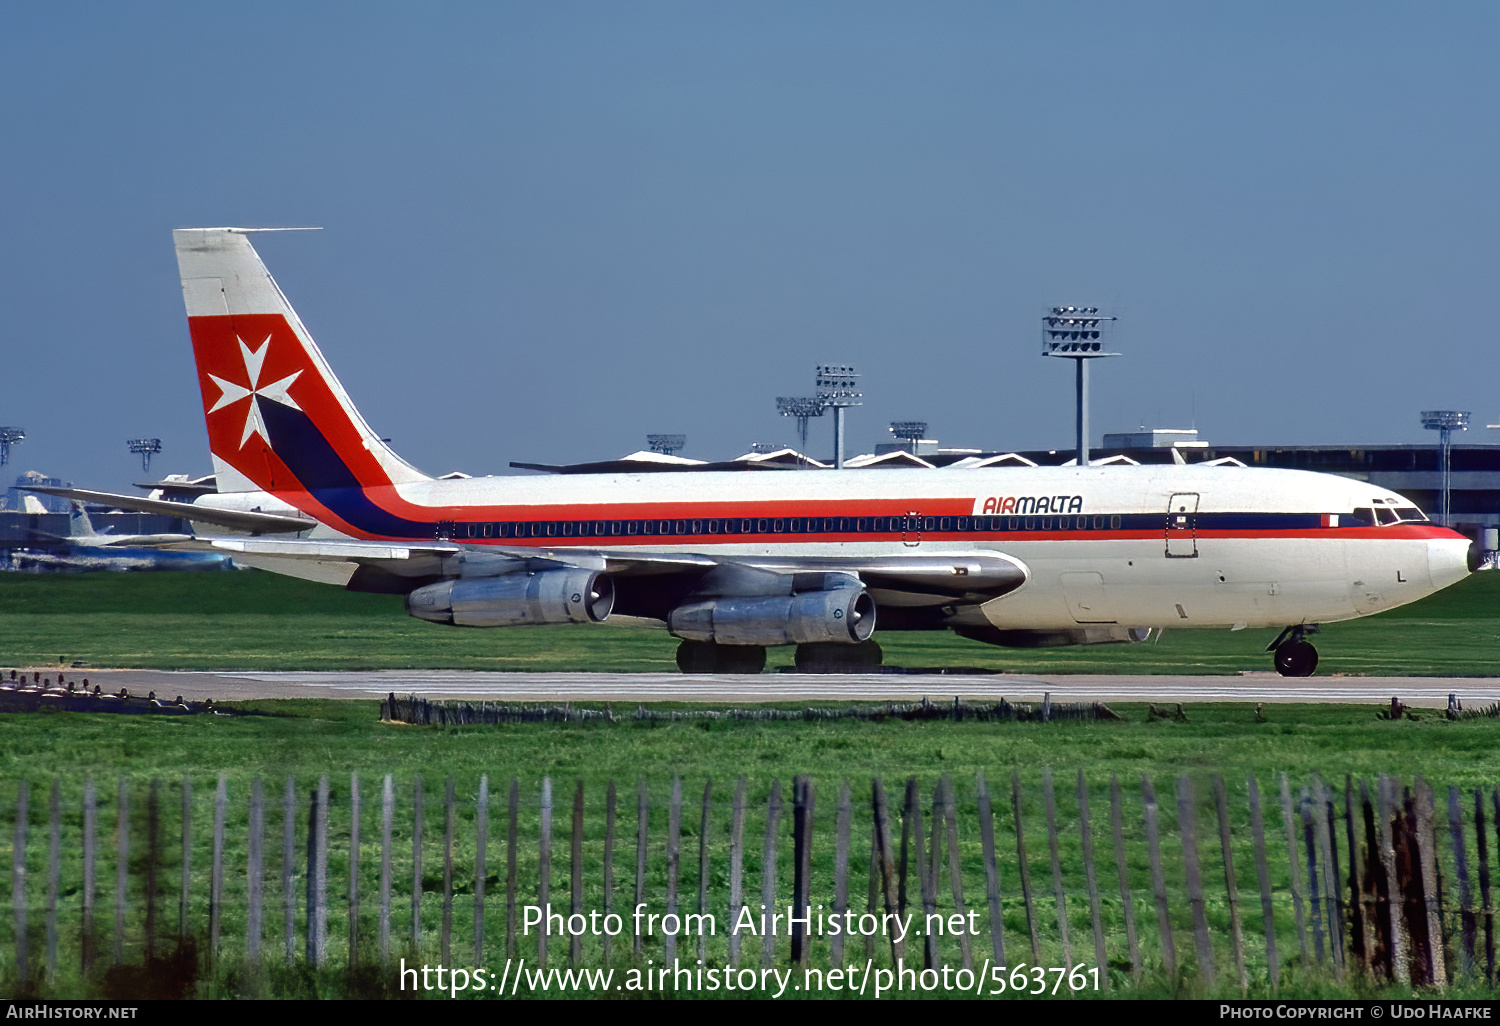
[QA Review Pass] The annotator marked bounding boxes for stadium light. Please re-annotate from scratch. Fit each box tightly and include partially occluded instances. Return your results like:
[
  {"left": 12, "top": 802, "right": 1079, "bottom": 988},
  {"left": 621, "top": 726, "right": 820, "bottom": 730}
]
[
  {"left": 1420, "top": 411, "right": 1469, "bottom": 527},
  {"left": 646, "top": 434, "right": 687, "bottom": 457},
  {"left": 0, "top": 427, "right": 24, "bottom": 468},
  {"left": 815, "top": 365, "right": 861, "bottom": 469},
  {"left": 888, "top": 421, "right": 928, "bottom": 455},
  {"left": 1042, "top": 307, "right": 1118, "bottom": 466},
  {"left": 775, "top": 397, "right": 827, "bottom": 452},
  {"left": 127, "top": 437, "right": 163, "bottom": 475}
]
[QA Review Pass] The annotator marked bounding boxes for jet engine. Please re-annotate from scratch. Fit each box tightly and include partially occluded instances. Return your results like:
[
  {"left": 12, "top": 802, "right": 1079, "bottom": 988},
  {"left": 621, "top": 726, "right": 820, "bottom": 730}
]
[
  {"left": 668, "top": 582, "right": 876, "bottom": 646},
  {"left": 406, "top": 569, "right": 614, "bottom": 627}
]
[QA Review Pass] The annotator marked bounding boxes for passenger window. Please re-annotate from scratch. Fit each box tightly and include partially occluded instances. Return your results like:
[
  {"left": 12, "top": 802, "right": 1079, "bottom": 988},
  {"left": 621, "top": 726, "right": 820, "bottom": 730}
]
[
  {"left": 788, "top": 518, "right": 802, "bottom": 533},
  {"left": 957, "top": 516, "right": 970, "bottom": 531},
  {"left": 1041, "top": 517, "right": 1052, "bottom": 530},
  {"left": 1110, "top": 516, "right": 1121, "bottom": 530},
  {"left": 773, "top": 518, "right": 785, "bottom": 533},
  {"left": 691, "top": 519, "right": 702, "bottom": 534},
  {"left": 624, "top": 521, "right": 637, "bottom": 535}
]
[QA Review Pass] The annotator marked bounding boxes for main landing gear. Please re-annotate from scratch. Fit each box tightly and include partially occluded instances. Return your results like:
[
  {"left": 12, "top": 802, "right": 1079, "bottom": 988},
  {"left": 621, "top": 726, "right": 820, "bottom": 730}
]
[
  {"left": 675, "top": 641, "right": 767, "bottom": 675},
  {"left": 1267, "top": 625, "right": 1320, "bottom": 678},
  {"left": 673, "top": 640, "right": 886, "bottom": 674}
]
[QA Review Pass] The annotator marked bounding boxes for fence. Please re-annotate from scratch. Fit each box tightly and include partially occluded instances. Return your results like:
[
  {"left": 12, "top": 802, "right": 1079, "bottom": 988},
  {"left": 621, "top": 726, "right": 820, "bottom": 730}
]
[{"left": 2, "top": 770, "right": 1495, "bottom": 993}]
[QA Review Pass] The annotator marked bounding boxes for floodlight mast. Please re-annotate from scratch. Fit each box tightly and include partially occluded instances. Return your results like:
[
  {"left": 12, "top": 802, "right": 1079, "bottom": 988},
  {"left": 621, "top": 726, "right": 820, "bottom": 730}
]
[
  {"left": 1420, "top": 411, "right": 1469, "bottom": 527},
  {"left": 646, "top": 434, "right": 687, "bottom": 457},
  {"left": 815, "top": 365, "right": 861, "bottom": 469},
  {"left": 775, "top": 397, "right": 826, "bottom": 451},
  {"left": 888, "top": 421, "right": 928, "bottom": 455},
  {"left": 127, "top": 437, "right": 162, "bottom": 475},
  {"left": 1041, "top": 307, "right": 1118, "bottom": 466},
  {"left": 0, "top": 427, "right": 23, "bottom": 468}
]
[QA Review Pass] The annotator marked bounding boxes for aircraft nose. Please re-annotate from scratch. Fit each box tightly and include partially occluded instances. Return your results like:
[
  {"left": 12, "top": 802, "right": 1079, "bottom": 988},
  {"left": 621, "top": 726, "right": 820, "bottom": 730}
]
[{"left": 1428, "top": 535, "right": 1476, "bottom": 591}]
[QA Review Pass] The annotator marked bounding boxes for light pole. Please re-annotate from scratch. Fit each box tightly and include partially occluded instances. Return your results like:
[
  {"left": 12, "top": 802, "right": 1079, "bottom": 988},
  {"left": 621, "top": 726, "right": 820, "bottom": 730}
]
[
  {"left": 646, "top": 434, "right": 686, "bottom": 457},
  {"left": 0, "top": 427, "right": 23, "bottom": 468},
  {"left": 1420, "top": 411, "right": 1469, "bottom": 527},
  {"left": 1042, "top": 307, "right": 1118, "bottom": 467},
  {"left": 775, "top": 397, "right": 827, "bottom": 452},
  {"left": 127, "top": 437, "right": 162, "bottom": 475},
  {"left": 888, "top": 422, "right": 927, "bottom": 455},
  {"left": 815, "top": 366, "right": 861, "bottom": 469}
]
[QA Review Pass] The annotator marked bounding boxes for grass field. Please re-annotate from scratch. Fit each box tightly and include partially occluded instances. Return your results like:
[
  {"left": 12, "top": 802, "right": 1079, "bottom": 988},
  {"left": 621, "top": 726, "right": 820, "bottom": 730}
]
[
  {"left": 0, "top": 567, "right": 1496, "bottom": 674},
  {"left": 1, "top": 569, "right": 1498, "bottom": 1000},
  {"left": 4, "top": 701, "right": 1500, "bottom": 999}
]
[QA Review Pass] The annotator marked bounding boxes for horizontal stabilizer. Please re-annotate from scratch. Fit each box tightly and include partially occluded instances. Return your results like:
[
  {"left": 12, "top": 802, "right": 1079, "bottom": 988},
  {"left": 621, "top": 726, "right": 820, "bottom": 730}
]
[{"left": 23, "top": 486, "right": 314, "bottom": 535}]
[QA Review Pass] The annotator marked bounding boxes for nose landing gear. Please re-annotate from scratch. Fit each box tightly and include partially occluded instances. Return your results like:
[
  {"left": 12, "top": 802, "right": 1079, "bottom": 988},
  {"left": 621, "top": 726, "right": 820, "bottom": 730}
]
[{"left": 1267, "top": 624, "right": 1321, "bottom": 677}]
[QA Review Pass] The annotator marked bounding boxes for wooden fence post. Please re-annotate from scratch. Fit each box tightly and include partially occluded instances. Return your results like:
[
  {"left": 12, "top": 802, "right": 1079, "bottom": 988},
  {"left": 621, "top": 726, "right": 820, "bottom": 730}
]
[
  {"left": 1376, "top": 776, "right": 1410, "bottom": 986},
  {"left": 943, "top": 775, "right": 972, "bottom": 972},
  {"left": 1415, "top": 778, "right": 1446, "bottom": 988},
  {"left": 728, "top": 777, "right": 746, "bottom": 968},
  {"left": 1043, "top": 768, "right": 1072, "bottom": 970},
  {"left": 379, "top": 774, "right": 393, "bottom": 963},
  {"left": 1076, "top": 771, "right": 1105, "bottom": 984},
  {"left": 145, "top": 781, "right": 159, "bottom": 961},
  {"left": 179, "top": 777, "right": 191, "bottom": 942},
  {"left": 1448, "top": 785, "right": 1475, "bottom": 978},
  {"left": 1142, "top": 774, "right": 1176, "bottom": 981},
  {"left": 412, "top": 776, "right": 424, "bottom": 952},
  {"left": 832, "top": 780, "right": 852, "bottom": 967},
  {"left": 1212, "top": 776, "right": 1247, "bottom": 995},
  {"left": 1177, "top": 775, "right": 1214, "bottom": 984},
  {"left": 571, "top": 780, "right": 584, "bottom": 966},
  {"left": 82, "top": 779, "right": 95, "bottom": 972},
  {"left": 46, "top": 780, "right": 59, "bottom": 980},
  {"left": 792, "top": 775, "right": 815, "bottom": 967},
  {"left": 634, "top": 779, "right": 647, "bottom": 957},
  {"left": 909, "top": 777, "right": 937, "bottom": 969},
  {"left": 762, "top": 779, "right": 782, "bottom": 968},
  {"left": 1344, "top": 775, "right": 1366, "bottom": 974},
  {"left": 248, "top": 778, "right": 264, "bottom": 961},
  {"left": 1480, "top": 790, "right": 1495, "bottom": 984},
  {"left": 211, "top": 775, "right": 227, "bottom": 960},
  {"left": 442, "top": 777, "right": 454, "bottom": 965},
  {"left": 14, "top": 781, "right": 28, "bottom": 979},
  {"left": 698, "top": 779, "right": 712, "bottom": 964},
  {"left": 1110, "top": 774, "right": 1139, "bottom": 980},
  {"left": 115, "top": 778, "right": 128, "bottom": 964},
  {"left": 1281, "top": 773, "right": 1309, "bottom": 963},
  {"left": 349, "top": 773, "right": 360, "bottom": 967},
  {"left": 1247, "top": 776, "right": 1279, "bottom": 994},
  {"left": 1313, "top": 778, "right": 1344, "bottom": 979},
  {"left": 539, "top": 777, "right": 552, "bottom": 971},
  {"left": 1013, "top": 769, "right": 1042, "bottom": 964},
  {"left": 666, "top": 777, "right": 681, "bottom": 966},
  {"left": 871, "top": 777, "right": 905, "bottom": 965},
  {"left": 506, "top": 778, "right": 519, "bottom": 961},
  {"left": 475, "top": 775, "right": 488, "bottom": 964},
  {"left": 976, "top": 770, "right": 1006, "bottom": 966},
  {"left": 604, "top": 780, "right": 617, "bottom": 965},
  {"left": 283, "top": 777, "right": 295, "bottom": 963}
]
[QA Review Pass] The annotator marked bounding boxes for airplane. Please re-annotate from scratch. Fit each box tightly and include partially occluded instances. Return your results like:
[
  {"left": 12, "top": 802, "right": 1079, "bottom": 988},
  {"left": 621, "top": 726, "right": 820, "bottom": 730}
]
[
  {"left": 43, "top": 227, "right": 1481, "bottom": 675},
  {"left": 12, "top": 502, "right": 236, "bottom": 572}
]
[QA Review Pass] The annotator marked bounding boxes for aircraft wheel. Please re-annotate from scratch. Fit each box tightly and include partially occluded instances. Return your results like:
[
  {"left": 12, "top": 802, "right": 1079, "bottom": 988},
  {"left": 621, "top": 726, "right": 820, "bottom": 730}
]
[
  {"left": 675, "top": 641, "right": 766, "bottom": 674},
  {"left": 795, "top": 640, "right": 884, "bottom": 674},
  {"left": 1273, "top": 639, "right": 1319, "bottom": 678}
]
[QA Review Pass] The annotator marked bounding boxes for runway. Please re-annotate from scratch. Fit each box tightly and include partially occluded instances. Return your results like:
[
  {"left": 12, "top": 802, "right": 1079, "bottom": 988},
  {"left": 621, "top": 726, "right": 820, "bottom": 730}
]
[{"left": 26, "top": 667, "right": 1500, "bottom": 709}]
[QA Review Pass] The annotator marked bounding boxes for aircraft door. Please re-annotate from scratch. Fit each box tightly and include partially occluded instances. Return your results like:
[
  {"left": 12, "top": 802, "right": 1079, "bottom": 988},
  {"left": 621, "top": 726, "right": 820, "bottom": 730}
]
[
  {"left": 1165, "top": 493, "right": 1199, "bottom": 558},
  {"left": 902, "top": 510, "right": 922, "bottom": 547}
]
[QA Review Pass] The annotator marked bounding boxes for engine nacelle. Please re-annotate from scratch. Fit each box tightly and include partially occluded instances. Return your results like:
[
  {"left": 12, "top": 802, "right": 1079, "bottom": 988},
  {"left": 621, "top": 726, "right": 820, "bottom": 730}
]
[
  {"left": 956, "top": 625, "right": 1151, "bottom": 649},
  {"left": 668, "top": 585, "right": 876, "bottom": 646},
  {"left": 406, "top": 569, "right": 614, "bottom": 627}
]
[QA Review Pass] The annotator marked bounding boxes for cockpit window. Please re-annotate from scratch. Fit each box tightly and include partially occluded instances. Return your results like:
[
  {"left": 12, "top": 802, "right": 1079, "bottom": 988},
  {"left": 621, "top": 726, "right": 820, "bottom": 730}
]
[
  {"left": 1375, "top": 507, "right": 1399, "bottom": 526},
  {"left": 1394, "top": 507, "right": 1427, "bottom": 523},
  {"left": 1352, "top": 507, "right": 1375, "bottom": 525}
]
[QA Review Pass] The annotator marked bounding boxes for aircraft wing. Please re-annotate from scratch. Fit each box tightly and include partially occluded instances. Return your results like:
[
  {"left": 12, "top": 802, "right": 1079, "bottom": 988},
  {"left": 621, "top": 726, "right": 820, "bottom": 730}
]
[
  {"left": 23, "top": 487, "right": 315, "bottom": 535},
  {"left": 206, "top": 536, "right": 1027, "bottom": 606}
]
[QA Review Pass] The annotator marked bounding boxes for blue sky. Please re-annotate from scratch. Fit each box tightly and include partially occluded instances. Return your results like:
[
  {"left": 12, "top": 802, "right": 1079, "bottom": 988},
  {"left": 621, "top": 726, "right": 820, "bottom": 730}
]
[{"left": 2, "top": 2, "right": 1497, "bottom": 490}]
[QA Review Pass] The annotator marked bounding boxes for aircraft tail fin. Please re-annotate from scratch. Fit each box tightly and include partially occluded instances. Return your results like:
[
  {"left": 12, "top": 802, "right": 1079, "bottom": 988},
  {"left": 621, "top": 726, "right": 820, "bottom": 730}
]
[
  {"left": 173, "top": 229, "right": 431, "bottom": 497},
  {"left": 69, "top": 502, "right": 97, "bottom": 537}
]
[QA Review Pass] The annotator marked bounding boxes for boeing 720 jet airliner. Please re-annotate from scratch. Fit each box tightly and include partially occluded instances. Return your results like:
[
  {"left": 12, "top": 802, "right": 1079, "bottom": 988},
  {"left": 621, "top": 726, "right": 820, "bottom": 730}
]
[{"left": 106, "top": 229, "right": 1485, "bottom": 675}]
